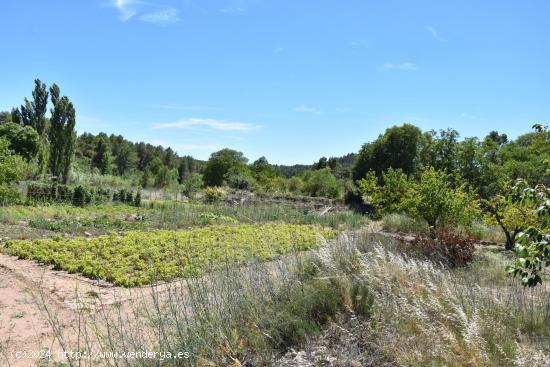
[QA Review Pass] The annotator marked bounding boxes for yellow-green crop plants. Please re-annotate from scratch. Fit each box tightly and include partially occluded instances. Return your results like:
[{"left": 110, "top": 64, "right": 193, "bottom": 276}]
[{"left": 5, "top": 224, "right": 336, "bottom": 287}]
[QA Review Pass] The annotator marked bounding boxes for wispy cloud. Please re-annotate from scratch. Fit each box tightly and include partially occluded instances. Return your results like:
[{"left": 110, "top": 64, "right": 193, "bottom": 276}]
[
  {"left": 426, "top": 26, "right": 444, "bottom": 41},
  {"left": 219, "top": 7, "right": 245, "bottom": 14},
  {"left": 140, "top": 7, "right": 179, "bottom": 24},
  {"left": 294, "top": 105, "right": 322, "bottom": 114},
  {"left": 382, "top": 62, "right": 418, "bottom": 71},
  {"left": 111, "top": 0, "right": 138, "bottom": 21},
  {"left": 153, "top": 118, "right": 261, "bottom": 133},
  {"left": 108, "top": 0, "right": 179, "bottom": 24},
  {"left": 273, "top": 47, "right": 284, "bottom": 54}
]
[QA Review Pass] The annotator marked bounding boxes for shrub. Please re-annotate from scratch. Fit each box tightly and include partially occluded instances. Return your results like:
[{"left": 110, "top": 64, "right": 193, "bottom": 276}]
[
  {"left": 301, "top": 168, "right": 342, "bottom": 198},
  {"left": 224, "top": 166, "right": 256, "bottom": 190},
  {"left": 72, "top": 185, "right": 86, "bottom": 207},
  {"left": 133, "top": 190, "right": 141, "bottom": 207},
  {"left": 287, "top": 176, "right": 304, "bottom": 194},
  {"left": 204, "top": 186, "right": 227, "bottom": 203},
  {"left": 113, "top": 188, "right": 138, "bottom": 204},
  {"left": 27, "top": 182, "right": 112, "bottom": 206},
  {"left": 181, "top": 172, "right": 203, "bottom": 199},
  {"left": 404, "top": 229, "right": 477, "bottom": 266}
]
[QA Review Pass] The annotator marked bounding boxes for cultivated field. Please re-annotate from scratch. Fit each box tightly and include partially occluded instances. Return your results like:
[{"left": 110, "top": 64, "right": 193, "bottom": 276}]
[{"left": 0, "top": 197, "right": 548, "bottom": 367}]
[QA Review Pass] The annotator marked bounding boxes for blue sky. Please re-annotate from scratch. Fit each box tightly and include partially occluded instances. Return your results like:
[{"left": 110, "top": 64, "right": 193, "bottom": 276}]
[{"left": 0, "top": 0, "right": 548, "bottom": 164}]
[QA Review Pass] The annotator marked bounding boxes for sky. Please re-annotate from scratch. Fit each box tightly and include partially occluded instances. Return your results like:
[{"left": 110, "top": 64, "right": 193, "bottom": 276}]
[{"left": 0, "top": 0, "right": 548, "bottom": 164}]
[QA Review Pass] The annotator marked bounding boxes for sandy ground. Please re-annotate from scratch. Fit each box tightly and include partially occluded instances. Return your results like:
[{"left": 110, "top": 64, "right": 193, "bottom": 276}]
[{"left": 0, "top": 246, "right": 298, "bottom": 367}]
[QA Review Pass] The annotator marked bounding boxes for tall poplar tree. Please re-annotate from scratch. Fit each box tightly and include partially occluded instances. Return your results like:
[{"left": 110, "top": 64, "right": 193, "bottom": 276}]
[{"left": 48, "top": 84, "right": 76, "bottom": 183}]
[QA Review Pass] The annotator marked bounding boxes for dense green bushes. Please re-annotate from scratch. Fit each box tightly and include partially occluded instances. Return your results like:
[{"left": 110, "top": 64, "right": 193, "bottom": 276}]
[
  {"left": 0, "top": 137, "right": 23, "bottom": 205},
  {"left": 25, "top": 182, "right": 140, "bottom": 207}
]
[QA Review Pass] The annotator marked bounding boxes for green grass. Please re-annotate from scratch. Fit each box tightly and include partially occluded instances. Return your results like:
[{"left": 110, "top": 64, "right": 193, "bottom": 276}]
[
  {"left": 0, "top": 201, "right": 367, "bottom": 239},
  {"left": 0, "top": 203, "right": 149, "bottom": 224},
  {"left": 149, "top": 201, "right": 368, "bottom": 230},
  {"left": 4, "top": 224, "right": 336, "bottom": 286},
  {"left": 381, "top": 212, "right": 429, "bottom": 234}
]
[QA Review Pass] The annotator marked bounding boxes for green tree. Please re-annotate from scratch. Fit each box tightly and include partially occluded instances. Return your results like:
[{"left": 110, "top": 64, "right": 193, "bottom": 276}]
[
  {"left": 356, "top": 168, "right": 409, "bottom": 216},
  {"left": 419, "top": 129, "right": 460, "bottom": 174},
  {"left": 224, "top": 165, "right": 256, "bottom": 190},
  {"left": 0, "top": 111, "right": 11, "bottom": 124},
  {"left": 91, "top": 135, "right": 113, "bottom": 174},
  {"left": 177, "top": 156, "right": 196, "bottom": 183},
  {"left": 499, "top": 129, "right": 550, "bottom": 184},
  {"left": 353, "top": 123, "right": 423, "bottom": 181},
  {"left": 10, "top": 107, "right": 22, "bottom": 125},
  {"left": 0, "top": 122, "right": 40, "bottom": 160},
  {"left": 314, "top": 157, "right": 328, "bottom": 170},
  {"left": 287, "top": 176, "right": 304, "bottom": 194},
  {"left": 0, "top": 138, "right": 20, "bottom": 184},
  {"left": 113, "top": 142, "right": 137, "bottom": 175},
  {"left": 22, "top": 79, "right": 49, "bottom": 135},
  {"left": 482, "top": 183, "right": 538, "bottom": 250},
  {"left": 301, "top": 168, "right": 341, "bottom": 198},
  {"left": 48, "top": 84, "right": 76, "bottom": 183},
  {"left": 163, "top": 147, "right": 176, "bottom": 169},
  {"left": 402, "top": 168, "right": 479, "bottom": 237},
  {"left": 203, "top": 148, "right": 248, "bottom": 187}
]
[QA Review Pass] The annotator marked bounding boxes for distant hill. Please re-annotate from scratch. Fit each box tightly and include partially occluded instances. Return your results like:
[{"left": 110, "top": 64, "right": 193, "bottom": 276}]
[{"left": 277, "top": 153, "right": 357, "bottom": 178}]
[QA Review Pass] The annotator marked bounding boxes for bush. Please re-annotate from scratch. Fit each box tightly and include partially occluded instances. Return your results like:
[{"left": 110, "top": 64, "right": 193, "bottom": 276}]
[
  {"left": 224, "top": 166, "right": 256, "bottom": 190},
  {"left": 133, "top": 190, "right": 141, "bottom": 207},
  {"left": 181, "top": 172, "right": 203, "bottom": 199},
  {"left": 287, "top": 176, "right": 304, "bottom": 194},
  {"left": 301, "top": 168, "right": 342, "bottom": 198},
  {"left": 204, "top": 186, "right": 227, "bottom": 203},
  {"left": 0, "top": 185, "right": 22, "bottom": 206},
  {"left": 113, "top": 188, "right": 139, "bottom": 204},
  {"left": 26, "top": 182, "right": 112, "bottom": 206},
  {"left": 72, "top": 185, "right": 86, "bottom": 207},
  {"left": 404, "top": 229, "right": 477, "bottom": 266}
]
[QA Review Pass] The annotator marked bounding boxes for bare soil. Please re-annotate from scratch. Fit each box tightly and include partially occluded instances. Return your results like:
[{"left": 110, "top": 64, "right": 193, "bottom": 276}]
[{"left": 0, "top": 251, "right": 140, "bottom": 366}]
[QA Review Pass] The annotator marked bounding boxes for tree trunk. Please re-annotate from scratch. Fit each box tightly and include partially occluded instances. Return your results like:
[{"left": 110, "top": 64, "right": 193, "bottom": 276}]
[
  {"left": 428, "top": 220, "right": 437, "bottom": 239},
  {"left": 504, "top": 232, "right": 515, "bottom": 251}
]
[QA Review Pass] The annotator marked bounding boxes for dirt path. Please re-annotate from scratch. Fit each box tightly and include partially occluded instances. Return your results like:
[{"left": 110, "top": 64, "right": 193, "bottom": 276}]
[
  {"left": 0, "top": 246, "right": 302, "bottom": 366},
  {"left": 0, "top": 252, "right": 140, "bottom": 366}
]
